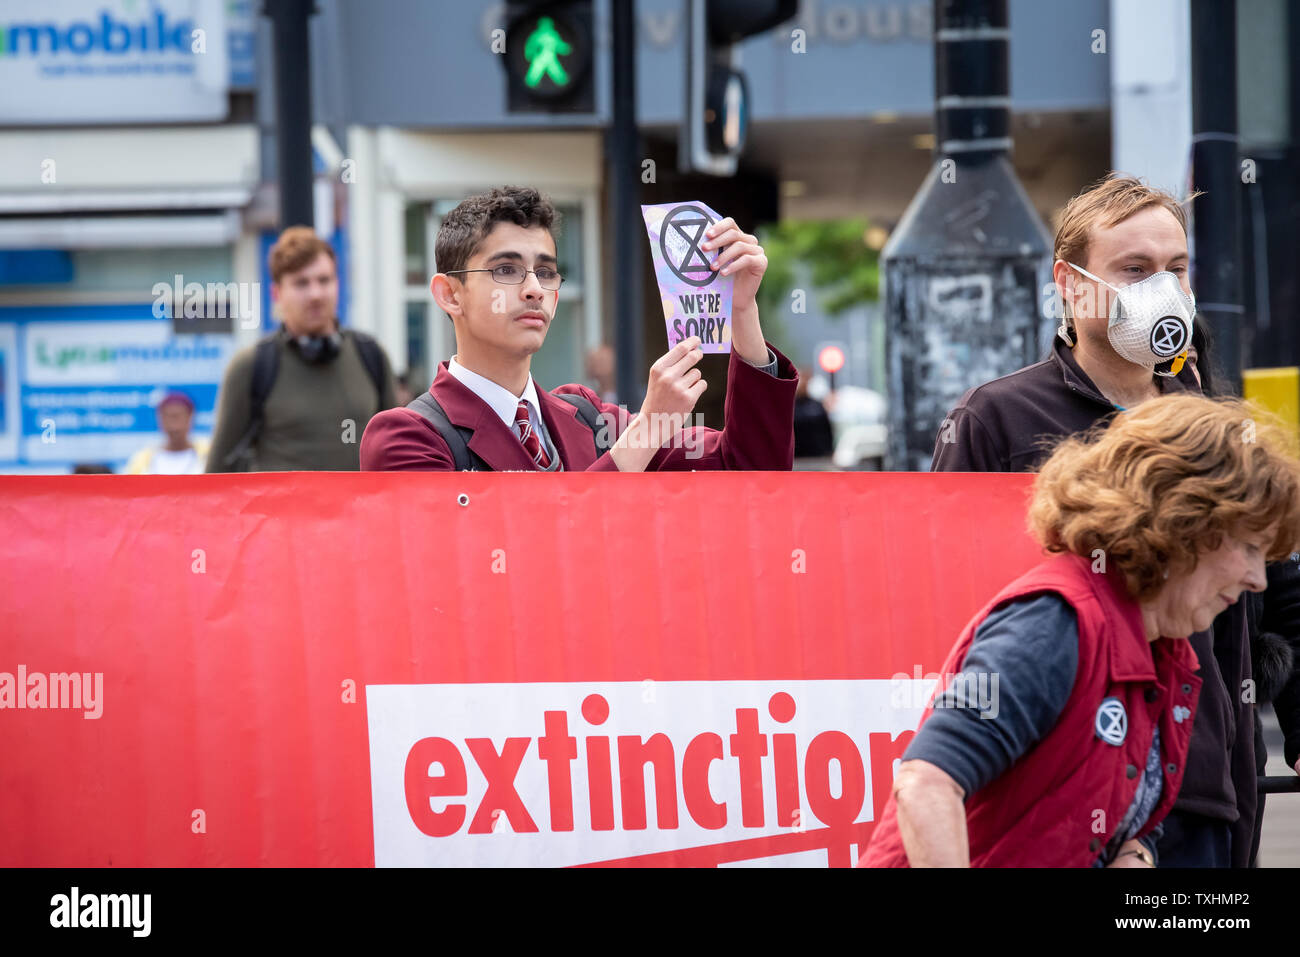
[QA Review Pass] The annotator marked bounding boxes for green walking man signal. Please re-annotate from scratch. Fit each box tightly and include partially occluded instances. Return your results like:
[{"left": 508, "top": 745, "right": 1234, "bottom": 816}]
[
  {"left": 523, "top": 17, "right": 572, "bottom": 89},
  {"left": 504, "top": 1, "right": 594, "bottom": 114}
]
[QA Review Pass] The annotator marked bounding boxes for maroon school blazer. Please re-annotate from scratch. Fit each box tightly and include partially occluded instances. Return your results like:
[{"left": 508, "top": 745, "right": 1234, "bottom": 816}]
[{"left": 360, "top": 343, "right": 798, "bottom": 472}]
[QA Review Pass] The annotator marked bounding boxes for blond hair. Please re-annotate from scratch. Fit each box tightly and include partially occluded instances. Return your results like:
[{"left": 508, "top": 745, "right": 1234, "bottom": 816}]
[
  {"left": 1029, "top": 394, "right": 1300, "bottom": 601},
  {"left": 1055, "top": 172, "right": 1199, "bottom": 268}
]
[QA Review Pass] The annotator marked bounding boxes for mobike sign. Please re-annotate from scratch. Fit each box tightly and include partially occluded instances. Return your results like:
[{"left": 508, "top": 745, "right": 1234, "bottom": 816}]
[
  {"left": 0, "top": 0, "right": 228, "bottom": 123},
  {"left": 0, "top": 471, "right": 1042, "bottom": 867}
]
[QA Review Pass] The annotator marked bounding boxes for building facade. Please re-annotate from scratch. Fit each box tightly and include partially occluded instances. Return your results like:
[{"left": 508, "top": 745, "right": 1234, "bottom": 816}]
[{"left": 5, "top": 0, "right": 1294, "bottom": 470}]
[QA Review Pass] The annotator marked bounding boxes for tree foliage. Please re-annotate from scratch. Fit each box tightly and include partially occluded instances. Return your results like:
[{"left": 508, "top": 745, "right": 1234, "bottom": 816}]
[{"left": 755, "top": 219, "right": 882, "bottom": 326}]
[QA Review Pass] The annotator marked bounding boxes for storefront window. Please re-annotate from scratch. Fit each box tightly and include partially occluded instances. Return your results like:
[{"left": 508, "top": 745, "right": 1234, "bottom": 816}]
[
  {"left": 405, "top": 301, "right": 429, "bottom": 392},
  {"left": 404, "top": 204, "right": 428, "bottom": 286}
]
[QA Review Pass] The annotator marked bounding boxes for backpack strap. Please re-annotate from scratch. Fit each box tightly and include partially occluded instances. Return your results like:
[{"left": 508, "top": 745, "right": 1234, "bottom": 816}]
[
  {"left": 404, "top": 388, "right": 610, "bottom": 470},
  {"left": 406, "top": 391, "right": 488, "bottom": 471},
  {"left": 223, "top": 335, "right": 280, "bottom": 469},
  {"left": 555, "top": 391, "right": 614, "bottom": 459},
  {"left": 345, "top": 330, "right": 388, "bottom": 406}
]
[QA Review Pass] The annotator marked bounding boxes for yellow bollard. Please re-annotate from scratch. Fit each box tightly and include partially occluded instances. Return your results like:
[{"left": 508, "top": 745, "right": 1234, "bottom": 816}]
[{"left": 1243, "top": 367, "right": 1300, "bottom": 445}]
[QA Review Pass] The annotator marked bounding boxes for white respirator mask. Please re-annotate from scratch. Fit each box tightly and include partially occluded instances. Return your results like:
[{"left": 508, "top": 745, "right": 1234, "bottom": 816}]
[{"left": 1061, "top": 262, "right": 1195, "bottom": 377}]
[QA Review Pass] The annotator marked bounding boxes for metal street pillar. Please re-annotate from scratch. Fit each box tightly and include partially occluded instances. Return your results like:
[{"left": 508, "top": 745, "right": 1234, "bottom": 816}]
[
  {"left": 263, "top": 0, "right": 317, "bottom": 229},
  {"left": 883, "top": 0, "right": 1052, "bottom": 470},
  {"left": 1190, "top": 0, "right": 1244, "bottom": 394}
]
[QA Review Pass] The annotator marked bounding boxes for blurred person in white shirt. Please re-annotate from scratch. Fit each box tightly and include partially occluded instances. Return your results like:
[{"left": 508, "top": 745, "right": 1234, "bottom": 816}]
[{"left": 125, "top": 391, "right": 209, "bottom": 475}]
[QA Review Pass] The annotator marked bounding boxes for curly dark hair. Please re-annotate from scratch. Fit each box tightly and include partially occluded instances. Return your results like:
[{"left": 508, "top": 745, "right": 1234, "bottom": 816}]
[{"left": 434, "top": 186, "right": 560, "bottom": 276}]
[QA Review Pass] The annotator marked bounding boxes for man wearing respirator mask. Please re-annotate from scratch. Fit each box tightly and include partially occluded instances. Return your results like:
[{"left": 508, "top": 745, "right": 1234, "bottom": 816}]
[
  {"left": 1057, "top": 258, "right": 1194, "bottom": 385},
  {"left": 930, "top": 173, "right": 1300, "bottom": 868},
  {"left": 931, "top": 172, "right": 1204, "bottom": 467}
]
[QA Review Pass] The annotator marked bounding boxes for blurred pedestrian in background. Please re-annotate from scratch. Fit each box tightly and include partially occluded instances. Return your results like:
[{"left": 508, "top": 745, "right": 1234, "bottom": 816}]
[
  {"left": 584, "top": 344, "right": 618, "bottom": 405},
  {"left": 125, "top": 391, "right": 209, "bottom": 474},
  {"left": 793, "top": 367, "right": 834, "bottom": 460},
  {"left": 206, "top": 227, "right": 397, "bottom": 472},
  {"left": 865, "top": 394, "right": 1300, "bottom": 868},
  {"left": 394, "top": 371, "right": 416, "bottom": 408}
]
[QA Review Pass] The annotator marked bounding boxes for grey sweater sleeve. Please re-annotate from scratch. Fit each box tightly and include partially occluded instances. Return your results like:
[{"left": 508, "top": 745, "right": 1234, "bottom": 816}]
[
  {"left": 902, "top": 592, "right": 1080, "bottom": 797},
  {"left": 204, "top": 347, "right": 256, "bottom": 473},
  {"left": 740, "top": 347, "right": 779, "bottom": 377}
]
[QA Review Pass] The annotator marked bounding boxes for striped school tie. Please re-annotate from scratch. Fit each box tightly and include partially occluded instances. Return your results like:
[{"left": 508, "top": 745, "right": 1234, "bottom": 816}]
[{"left": 514, "top": 400, "right": 551, "bottom": 469}]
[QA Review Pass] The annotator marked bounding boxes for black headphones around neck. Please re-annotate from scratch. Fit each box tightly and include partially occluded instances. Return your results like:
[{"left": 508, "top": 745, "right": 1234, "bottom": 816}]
[{"left": 290, "top": 330, "right": 343, "bottom": 364}]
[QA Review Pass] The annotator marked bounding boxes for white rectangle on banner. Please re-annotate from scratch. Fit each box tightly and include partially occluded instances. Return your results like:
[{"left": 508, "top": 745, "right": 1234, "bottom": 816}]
[{"left": 366, "top": 679, "right": 927, "bottom": 868}]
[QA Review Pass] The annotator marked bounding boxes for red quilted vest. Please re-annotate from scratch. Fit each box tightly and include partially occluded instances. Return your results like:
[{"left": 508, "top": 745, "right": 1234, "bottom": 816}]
[{"left": 861, "top": 552, "right": 1202, "bottom": 867}]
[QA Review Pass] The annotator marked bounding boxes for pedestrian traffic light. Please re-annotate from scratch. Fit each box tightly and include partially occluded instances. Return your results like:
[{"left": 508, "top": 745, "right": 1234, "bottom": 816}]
[
  {"left": 504, "top": 1, "right": 594, "bottom": 115},
  {"left": 681, "top": 0, "right": 797, "bottom": 175}
]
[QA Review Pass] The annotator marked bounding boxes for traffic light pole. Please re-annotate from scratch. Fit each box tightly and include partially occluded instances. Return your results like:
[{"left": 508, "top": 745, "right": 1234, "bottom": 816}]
[
  {"left": 610, "top": 0, "right": 644, "bottom": 409},
  {"left": 262, "top": 0, "right": 317, "bottom": 230},
  {"left": 1191, "top": 0, "right": 1244, "bottom": 394},
  {"left": 882, "top": 0, "right": 1051, "bottom": 470}
]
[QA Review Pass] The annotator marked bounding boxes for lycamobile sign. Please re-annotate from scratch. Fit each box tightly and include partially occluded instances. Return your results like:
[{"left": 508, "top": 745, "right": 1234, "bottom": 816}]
[
  {"left": 0, "top": 10, "right": 195, "bottom": 57},
  {"left": 34, "top": 339, "right": 223, "bottom": 371}
]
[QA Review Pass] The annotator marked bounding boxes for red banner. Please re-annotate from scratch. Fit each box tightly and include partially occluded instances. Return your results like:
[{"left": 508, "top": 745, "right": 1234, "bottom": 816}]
[{"left": 0, "top": 472, "right": 1040, "bottom": 867}]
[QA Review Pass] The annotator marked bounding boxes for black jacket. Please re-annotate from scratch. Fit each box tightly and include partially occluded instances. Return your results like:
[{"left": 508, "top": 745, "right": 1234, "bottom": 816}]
[
  {"left": 931, "top": 337, "right": 1199, "bottom": 472},
  {"left": 1257, "top": 557, "right": 1300, "bottom": 771},
  {"left": 932, "top": 337, "right": 1300, "bottom": 867}
]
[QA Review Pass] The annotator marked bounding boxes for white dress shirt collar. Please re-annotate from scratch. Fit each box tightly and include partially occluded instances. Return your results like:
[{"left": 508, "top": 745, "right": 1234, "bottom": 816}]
[{"left": 446, "top": 356, "right": 544, "bottom": 430}]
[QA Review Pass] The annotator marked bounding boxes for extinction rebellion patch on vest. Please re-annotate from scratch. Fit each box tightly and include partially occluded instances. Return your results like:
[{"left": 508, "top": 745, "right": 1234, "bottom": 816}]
[{"left": 1094, "top": 697, "right": 1128, "bottom": 746}]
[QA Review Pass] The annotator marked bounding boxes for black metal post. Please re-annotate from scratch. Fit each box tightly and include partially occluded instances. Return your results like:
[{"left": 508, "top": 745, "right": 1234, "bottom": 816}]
[
  {"left": 1191, "top": 0, "right": 1244, "bottom": 394},
  {"left": 1259, "top": 775, "right": 1300, "bottom": 794},
  {"left": 610, "top": 0, "right": 643, "bottom": 409},
  {"left": 263, "top": 0, "right": 317, "bottom": 230},
  {"left": 1289, "top": 5, "right": 1300, "bottom": 369},
  {"left": 934, "top": 0, "right": 1012, "bottom": 161},
  {"left": 882, "top": 0, "right": 1051, "bottom": 470}
]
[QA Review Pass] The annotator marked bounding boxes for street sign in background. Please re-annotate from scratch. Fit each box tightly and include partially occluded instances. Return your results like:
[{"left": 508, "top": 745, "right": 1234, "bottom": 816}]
[
  {"left": 0, "top": 305, "right": 230, "bottom": 470},
  {"left": 0, "top": 0, "right": 231, "bottom": 124}
]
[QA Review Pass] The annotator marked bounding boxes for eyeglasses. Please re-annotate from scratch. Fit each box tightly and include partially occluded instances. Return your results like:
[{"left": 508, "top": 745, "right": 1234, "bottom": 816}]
[{"left": 444, "top": 264, "right": 564, "bottom": 290}]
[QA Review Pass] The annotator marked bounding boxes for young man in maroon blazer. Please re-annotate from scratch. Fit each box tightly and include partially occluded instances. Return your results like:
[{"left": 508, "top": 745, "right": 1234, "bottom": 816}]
[{"left": 360, "top": 186, "right": 798, "bottom": 472}]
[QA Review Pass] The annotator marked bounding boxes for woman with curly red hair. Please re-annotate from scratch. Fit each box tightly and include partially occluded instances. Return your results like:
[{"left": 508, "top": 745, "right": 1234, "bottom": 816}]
[{"left": 862, "top": 394, "right": 1300, "bottom": 867}]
